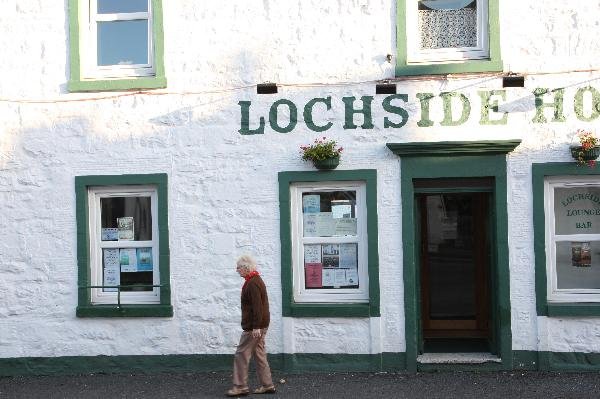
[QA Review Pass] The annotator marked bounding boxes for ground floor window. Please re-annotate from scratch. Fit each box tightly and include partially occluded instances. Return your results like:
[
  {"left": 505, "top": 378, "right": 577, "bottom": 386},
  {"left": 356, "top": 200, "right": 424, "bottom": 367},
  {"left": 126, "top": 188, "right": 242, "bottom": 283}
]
[
  {"left": 545, "top": 176, "right": 600, "bottom": 302},
  {"left": 278, "top": 170, "right": 380, "bottom": 317},
  {"left": 291, "top": 181, "right": 368, "bottom": 303},
  {"left": 75, "top": 173, "right": 172, "bottom": 317}
]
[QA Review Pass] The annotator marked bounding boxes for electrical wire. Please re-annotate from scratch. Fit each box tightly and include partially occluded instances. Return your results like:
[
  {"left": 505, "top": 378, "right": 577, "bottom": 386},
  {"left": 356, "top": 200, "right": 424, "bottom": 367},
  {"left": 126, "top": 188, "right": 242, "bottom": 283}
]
[{"left": 0, "top": 67, "right": 599, "bottom": 105}]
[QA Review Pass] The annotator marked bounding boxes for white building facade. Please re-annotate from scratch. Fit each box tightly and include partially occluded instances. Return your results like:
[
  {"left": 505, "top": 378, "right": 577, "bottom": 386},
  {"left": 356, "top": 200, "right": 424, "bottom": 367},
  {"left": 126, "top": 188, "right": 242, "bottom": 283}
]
[{"left": 1, "top": 0, "right": 600, "bottom": 375}]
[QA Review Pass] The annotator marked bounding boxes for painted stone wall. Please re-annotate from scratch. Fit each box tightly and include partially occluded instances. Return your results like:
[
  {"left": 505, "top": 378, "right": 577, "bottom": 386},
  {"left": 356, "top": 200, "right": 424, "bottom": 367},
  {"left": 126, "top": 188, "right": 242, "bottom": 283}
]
[{"left": 0, "top": 0, "right": 599, "bottom": 361}]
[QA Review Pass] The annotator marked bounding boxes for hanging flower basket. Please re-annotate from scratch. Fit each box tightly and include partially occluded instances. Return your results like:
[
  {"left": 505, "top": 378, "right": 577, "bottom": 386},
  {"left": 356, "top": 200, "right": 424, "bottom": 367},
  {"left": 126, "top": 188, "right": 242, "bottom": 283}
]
[
  {"left": 300, "top": 137, "right": 343, "bottom": 171},
  {"left": 570, "top": 130, "right": 599, "bottom": 167},
  {"left": 570, "top": 146, "right": 600, "bottom": 164},
  {"left": 312, "top": 155, "right": 340, "bottom": 170}
]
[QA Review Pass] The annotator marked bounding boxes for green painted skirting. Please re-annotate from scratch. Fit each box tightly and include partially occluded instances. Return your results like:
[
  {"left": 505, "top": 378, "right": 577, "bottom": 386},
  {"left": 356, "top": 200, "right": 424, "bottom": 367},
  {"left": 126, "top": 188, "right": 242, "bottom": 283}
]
[
  {"left": 2, "top": 351, "right": 600, "bottom": 376},
  {"left": 0, "top": 353, "right": 404, "bottom": 377}
]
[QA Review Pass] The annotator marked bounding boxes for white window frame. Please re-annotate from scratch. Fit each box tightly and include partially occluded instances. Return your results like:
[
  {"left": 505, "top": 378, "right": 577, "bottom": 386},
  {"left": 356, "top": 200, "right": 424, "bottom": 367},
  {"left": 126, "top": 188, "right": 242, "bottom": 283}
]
[
  {"left": 290, "top": 181, "right": 369, "bottom": 303},
  {"left": 545, "top": 176, "right": 600, "bottom": 303},
  {"left": 406, "top": 0, "right": 489, "bottom": 64},
  {"left": 80, "top": 0, "right": 155, "bottom": 80},
  {"left": 88, "top": 185, "right": 160, "bottom": 304}
]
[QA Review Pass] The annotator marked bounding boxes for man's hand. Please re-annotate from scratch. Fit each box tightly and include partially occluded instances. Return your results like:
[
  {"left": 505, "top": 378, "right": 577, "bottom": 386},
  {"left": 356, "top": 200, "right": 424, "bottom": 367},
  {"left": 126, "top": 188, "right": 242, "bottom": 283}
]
[{"left": 251, "top": 329, "right": 261, "bottom": 338}]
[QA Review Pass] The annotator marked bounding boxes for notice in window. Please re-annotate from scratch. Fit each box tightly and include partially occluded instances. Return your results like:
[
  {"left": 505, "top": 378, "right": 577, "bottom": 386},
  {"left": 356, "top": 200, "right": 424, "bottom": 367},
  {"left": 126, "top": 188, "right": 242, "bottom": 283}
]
[
  {"left": 339, "top": 243, "right": 358, "bottom": 269},
  {"left": 117, "top": 217, "right": 134, "bottom": 240},
  {"left": 137, "top": 248, "right": 153, "bottom": 271},
  {"left": 345, "top": 269, "right": 359, "bottom": 286},
  {"left": 103, "top": 248, "right": 120, "bottom": 292},
  {"left": 305, "top": 263, "right": 323, "bottom": 288},
  {"left": 101, "top": 228, "right": 119, "bottom": 241},
  {"left": 303, "top": 212, "right": 337, "bottom": 237},
  {"left": 119, "top": 248, "right": 138, "bottom": 272},
  {"left": 332, "top": 204, "right": 352, "bottom": 219},
  {"left": 322, "top": 269, "right": 335, "bottom": 286},
  {"left": 334, "top": 269, "right": 346, "bottom": 286},
  {"left": 335, "top": 218, "right": 357, "bottom": 236},
  {"left": 302, "top": 195, "right": 321, "bottom": 213},
  {"left": 304, "top": 245, "right": 321, "bottom": 263}
]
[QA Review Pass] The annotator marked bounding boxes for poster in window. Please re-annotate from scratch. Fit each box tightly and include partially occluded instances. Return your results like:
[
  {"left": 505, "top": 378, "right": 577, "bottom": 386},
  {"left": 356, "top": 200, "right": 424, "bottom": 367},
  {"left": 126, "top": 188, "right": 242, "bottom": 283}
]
[
  {"left": 571, "top": 241, "right": 592, "bottom": 267},
  {"left": 334, "top": 269, "right": 346, "bottom": 286},
  {"left": 322, "top": 255, "right": 339, "bottom": 268},
  {"left": 345, "top": 269, "right": 359, "bottom": 286},
  {"left": 101, "top": 228, "right": 119, "bottom": 241},
  {"left": 137, "top": 247, "right": 153, "bottom": 271},
  {"left": 322, "top": 269, "right": 335, "bottom": 286},
  {"left": 304, "top": 245, "right": 321, "bottom": 263},
  {"left": 322, "top": 244, "right": 339, "bottom": 255},
  {"left": 302, "top": 195, "right": 321, "bottom": 213},
  {"left": 117, "top": 216, "right": 134, "bottom": 240},
  {"left": 103, "top": 248, "right": 120, "bottom": 292},
  {"left": 305, "top": 263, "right": 323, "bottom": 288},
  {"left": 119, "top": 248, "right": 138, "bottom": 272},
  {"left": 339, "top": 243, "right": 358, "bottom": 269}
]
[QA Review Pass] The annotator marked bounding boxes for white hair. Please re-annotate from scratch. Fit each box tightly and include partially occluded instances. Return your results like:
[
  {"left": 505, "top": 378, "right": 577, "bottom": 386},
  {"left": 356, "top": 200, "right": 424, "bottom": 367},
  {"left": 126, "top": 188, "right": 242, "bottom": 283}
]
[{"left": 236, "top": 255, "right": 257, "bottom": 272}]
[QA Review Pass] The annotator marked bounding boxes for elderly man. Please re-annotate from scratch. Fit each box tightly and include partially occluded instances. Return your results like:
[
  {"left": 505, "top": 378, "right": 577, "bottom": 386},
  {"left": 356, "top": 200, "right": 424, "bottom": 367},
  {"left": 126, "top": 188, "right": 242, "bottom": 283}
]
[{"left": 226, "top": 255, "right": 275, "bottom": 397}]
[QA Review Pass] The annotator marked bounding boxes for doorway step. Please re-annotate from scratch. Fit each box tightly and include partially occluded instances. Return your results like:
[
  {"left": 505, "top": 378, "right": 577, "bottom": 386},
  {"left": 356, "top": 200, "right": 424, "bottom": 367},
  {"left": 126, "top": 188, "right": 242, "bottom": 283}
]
[{"left": 417, "top": 353, "right": 501, "bottom": 364}]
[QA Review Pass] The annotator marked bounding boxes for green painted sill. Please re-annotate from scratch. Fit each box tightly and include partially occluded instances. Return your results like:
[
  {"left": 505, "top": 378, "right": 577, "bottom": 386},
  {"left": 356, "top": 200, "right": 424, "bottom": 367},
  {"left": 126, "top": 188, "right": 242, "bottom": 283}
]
[
  {"left": 287, "top": 303, "right": 371, "bottom": 318},
  {"left": 68, "top": 76, "right": 167, "bottom": 92},
  {"left": 546, "top": 303, "right": 600, "bottom": 317},
  {"left": 396, "top": 59, "right": 503, "bottom": 77},
  {"left": 76, "top": 304, "right": 173, "bottom": 318}
]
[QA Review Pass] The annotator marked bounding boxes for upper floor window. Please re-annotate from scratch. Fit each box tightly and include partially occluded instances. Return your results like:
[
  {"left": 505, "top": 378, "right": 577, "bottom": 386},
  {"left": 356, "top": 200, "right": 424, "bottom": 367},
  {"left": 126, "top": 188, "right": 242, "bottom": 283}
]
[
  {"left": 68, "top": 0, "right": 166, "bottom": 92},
  {"left": 396, "top": 0, "right": 501, "bottom": 76}
]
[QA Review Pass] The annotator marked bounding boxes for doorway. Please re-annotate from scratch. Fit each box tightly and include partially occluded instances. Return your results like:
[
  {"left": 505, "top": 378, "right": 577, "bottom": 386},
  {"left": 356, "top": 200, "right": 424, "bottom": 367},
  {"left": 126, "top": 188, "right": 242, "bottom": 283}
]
[{"left": 416, "top": 178, "right": 493, "bottom": 353}]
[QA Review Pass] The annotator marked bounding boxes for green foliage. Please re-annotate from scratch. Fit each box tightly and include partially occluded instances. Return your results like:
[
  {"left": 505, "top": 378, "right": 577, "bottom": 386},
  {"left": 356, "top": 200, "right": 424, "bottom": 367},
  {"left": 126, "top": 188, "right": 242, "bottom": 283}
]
[{"left": 300, "top": 137, "right": 343, "bottom": 162}]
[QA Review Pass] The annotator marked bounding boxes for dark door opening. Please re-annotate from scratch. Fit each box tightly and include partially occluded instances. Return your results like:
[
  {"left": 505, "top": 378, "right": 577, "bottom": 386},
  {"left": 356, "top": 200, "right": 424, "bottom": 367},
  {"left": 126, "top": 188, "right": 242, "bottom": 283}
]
[{"left": 417, "top": 186, "right": 491, "bottom": 353}]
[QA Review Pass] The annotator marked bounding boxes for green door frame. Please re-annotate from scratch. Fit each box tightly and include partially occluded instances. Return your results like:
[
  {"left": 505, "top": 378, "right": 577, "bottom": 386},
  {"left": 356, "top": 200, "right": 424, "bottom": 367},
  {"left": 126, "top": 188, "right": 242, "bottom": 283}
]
[{"left": 387, "top": 140, "right": 520, "bottom": 371}]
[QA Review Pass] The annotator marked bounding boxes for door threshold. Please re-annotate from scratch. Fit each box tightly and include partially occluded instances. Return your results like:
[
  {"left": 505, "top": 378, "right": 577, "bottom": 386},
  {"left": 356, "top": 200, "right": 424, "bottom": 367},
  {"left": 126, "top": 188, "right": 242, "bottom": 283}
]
[{"left": 417, "top": 352, "right": 501, "bottom": 364}]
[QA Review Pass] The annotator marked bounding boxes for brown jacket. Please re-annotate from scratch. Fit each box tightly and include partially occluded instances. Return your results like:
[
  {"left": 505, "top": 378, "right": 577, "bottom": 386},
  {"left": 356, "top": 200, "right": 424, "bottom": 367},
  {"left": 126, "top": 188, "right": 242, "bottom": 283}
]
[{"left": 241, "top": 275, "right": 270, "bottom": 331}]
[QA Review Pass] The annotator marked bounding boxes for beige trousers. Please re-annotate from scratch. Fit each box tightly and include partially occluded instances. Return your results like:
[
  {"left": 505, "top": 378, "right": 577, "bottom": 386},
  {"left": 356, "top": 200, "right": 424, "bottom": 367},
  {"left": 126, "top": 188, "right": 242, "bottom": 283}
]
[{"left": 232, "top": 328, "right": 273, "bottom": 389}]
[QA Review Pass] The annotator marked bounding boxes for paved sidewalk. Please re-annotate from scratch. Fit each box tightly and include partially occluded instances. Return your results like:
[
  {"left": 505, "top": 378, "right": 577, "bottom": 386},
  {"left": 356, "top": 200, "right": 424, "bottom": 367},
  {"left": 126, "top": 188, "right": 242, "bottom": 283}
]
[{"left": 1, "top": 370, "right": 600, "bottom": 398}]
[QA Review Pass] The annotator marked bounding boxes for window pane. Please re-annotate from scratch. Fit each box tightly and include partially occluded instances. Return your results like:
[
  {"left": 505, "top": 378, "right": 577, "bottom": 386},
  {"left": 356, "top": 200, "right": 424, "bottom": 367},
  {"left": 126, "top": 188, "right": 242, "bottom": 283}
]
[
  {"left": 302, "top": 191, "right": 357, "bottom": 237},
  {"left": 418, "top": 0, "right": 477, "bottom": 49},
  {"left": 100, "top": 196, "right": 152, "bottom": 241},
  {"left": 98, "top": 0, "right": 148, "bottom": 14},
  {"left": 554, "top": 186, "right": 600, "bottom": 235},
  {"left": 102, "top": 248, "right": 153, "bottom": 292},
  {"left": 555, "top": 241, "right": 600, "bottom": 290},
  {"left": 97, "top": 20, "right": 149, "bottom": 66},
  {"left": 304, "top": 243, "right": 359, "bottom": 289}
]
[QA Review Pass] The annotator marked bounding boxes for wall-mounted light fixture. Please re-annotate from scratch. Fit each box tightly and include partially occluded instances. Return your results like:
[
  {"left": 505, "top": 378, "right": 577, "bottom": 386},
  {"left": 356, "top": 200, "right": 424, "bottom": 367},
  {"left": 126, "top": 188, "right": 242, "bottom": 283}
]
[
  {"left": 257, "top": 83, "right": 278, "bottom": 94},
  {"left": 502, "top": 74, "right": 525, "bottom": 88},
  {"left": 376, "top": 82, "right": 397, "bottom": 95}
]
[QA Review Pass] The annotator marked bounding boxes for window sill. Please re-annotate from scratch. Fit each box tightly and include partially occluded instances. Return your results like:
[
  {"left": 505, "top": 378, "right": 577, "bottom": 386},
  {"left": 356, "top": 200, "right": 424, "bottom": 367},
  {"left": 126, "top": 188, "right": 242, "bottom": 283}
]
[
  {"left": 68, "top": 76, "right": 167, "bottom": 92},
  {"left": 76, "top": 304, "right": 173, "bottom": 318},
  {"left": 395, "top": 59, "right": 503, "bottom": 77},
  {"left": 286, "top": 302, "right": 374, "bottom": 317},
  {"left": 546, "top": 303, "right": 600, "bottom": 317}
]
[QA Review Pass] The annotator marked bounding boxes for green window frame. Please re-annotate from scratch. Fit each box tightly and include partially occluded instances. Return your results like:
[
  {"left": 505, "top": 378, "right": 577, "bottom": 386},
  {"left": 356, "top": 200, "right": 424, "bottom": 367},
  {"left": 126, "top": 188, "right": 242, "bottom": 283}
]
[
  {"left": 278, "top": 170, "right": 380, "bottom": 317},
  {"left": 75, "top": 173, "right": 172, "bottom": 317},
  {"left": 533, "top": 162, "right": 600, "bottom": 317},
  {"left": 68, "top": 0, "right": 167, "bottom": 92},
  {"left": 396, "top": 0, "right": 502, "bottom": 76}
]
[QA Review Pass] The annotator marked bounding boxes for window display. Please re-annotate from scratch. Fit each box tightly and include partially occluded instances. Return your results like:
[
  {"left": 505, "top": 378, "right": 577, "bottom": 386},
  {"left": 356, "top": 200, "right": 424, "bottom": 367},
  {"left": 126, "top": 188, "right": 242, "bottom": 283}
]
[
  {"left": 291, "top": 183, "right": 368, "bottom": 303},
  {"left": 546, "top": 178, "right": 600, "bottom": 301}
]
